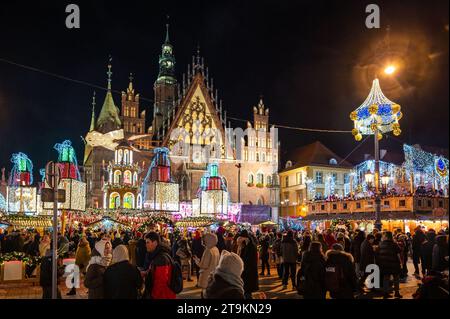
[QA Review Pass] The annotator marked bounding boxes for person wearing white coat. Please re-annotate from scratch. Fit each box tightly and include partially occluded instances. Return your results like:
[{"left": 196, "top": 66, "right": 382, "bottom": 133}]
[{"left": 194, "top": 233, "right": 220, "bottom": 297}]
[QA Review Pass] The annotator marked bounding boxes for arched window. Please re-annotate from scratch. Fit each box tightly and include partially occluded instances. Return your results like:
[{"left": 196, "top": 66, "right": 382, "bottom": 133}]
[
  {"left": 109, "top": 192, "right": 120, "bottom": 209},
  {"left": 257, "top": 172, "right": 264, "bottom": 185},
  {"left": 124, "top": 170, "right": 132, "bottom": 185},
  {"left": 248, "top": 173, "right": 254, "bottom": 184},
  {"left": 266, "top": 175, "right": 272, "bottom": 186},
  {"left": 118, "top": 149, "right": 123, "bottom": 164},
  {"left": 221, "top": 177, "right": 228, "bottom": 191},
  {"left": 114, "top": 170, "right": 121, "bottom": 184},
  {"left": 133, "top": 172, "right": 138, "bottom": 186},
  {"left": 329, "top": 158, "right": 338, "bottom": 165},
  {"left": 257, "top": 196, "right": 264, "bottom": 205},
  {"left": 256, "top": 153, "right": 260, "bottom": 162},
  {"left": 124, "top": 150, "right": 129, "bottom": 165},
  {"left": 261, "top": 153, "right": 266, "bottom": 162},
  {"left": 123, "top": 192, "right": 135, "bottom": 209}
]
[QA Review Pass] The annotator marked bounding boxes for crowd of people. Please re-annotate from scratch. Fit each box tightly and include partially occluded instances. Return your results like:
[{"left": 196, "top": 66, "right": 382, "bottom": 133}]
[{"left": 0, "top": 223, "right": 448, "bottom": 299}]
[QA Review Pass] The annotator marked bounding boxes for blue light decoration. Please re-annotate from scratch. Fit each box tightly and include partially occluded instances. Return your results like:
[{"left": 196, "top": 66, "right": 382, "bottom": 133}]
[
  {"left": 353, "top": 159, "right": 399, "bottom": 194},
  {"left": 141, "top": 147, "right": 179, "bottom": 212},
  {"left": 403, "top": 144, "right": 449, "bottom": 192},
  {"left": 54, "top": 140, "right": 81, "bottom": 180},
  {"left": 350, "top": 78, "right": 402, "bottom": 141},
  {"left": 39, "top": 169, "right": 46, "bottom": 182},
  {"left": 9, "top": 152, "right": 34, "bottom": 186}
]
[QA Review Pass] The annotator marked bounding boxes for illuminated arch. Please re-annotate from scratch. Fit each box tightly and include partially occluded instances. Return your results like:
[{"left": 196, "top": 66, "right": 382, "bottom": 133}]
[
  {"left": 109, "top": 192, "right": 120, "bottom": 209},
  {"left": 248, "top": 173, "right": 254, "bottom": 184},
  {"left": 137, "top": 193, "right": 142, "bottom": 209},
  {"left": 124, "top": 150, "right": 130, "bottom": 165},
  {"left": 118, "top": 150, "right": 123, "bottom": 164},
  {"left": 114, "top": 170, "right": 121, "bottom": 184},
  {"left": 124, "top": 170, "right": 132, "bottom": 185},
  {"left": 123, "top": 192, "right": 135, "bottom": 209},
  {"left": 133, "top": 172, "right": 138, "bottom": 186}
]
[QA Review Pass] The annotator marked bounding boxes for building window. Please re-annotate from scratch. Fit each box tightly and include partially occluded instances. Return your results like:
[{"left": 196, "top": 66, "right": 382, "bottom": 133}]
[
  {"left": 439, "top": 200, "right": 443, "bottom": 208},
  {"left": 321, "top": 204, "right": 325, "bottom": 210},
  {"left": 256, "top": 153, "right": 260, "bottom": 162},
  {"left": 266, "top": 175, "right": 272, "bottom": 186},
  {"left": 315, "top": 171, "right": 323, "bottom": 184},
  {"left": 285, "top": 161, "right": 293, "bottom": 169},
  {"left": 384, "top": 200, "right": 390, "bottom": 207},
  {"left": 261, "top": 153, "right": 265, "bottom": 162},
  {"left": 296, "top": 172, "right": 302, "bottom": 185},
  {"left": 329, "top": 158, "right": 338, "bottom": 165},
  {"left": 343, "top": 203, "right": 348, "bottom": 209},
  {"left": 257, "top": 173, "right": 264, "bottom": 185},
  {"left": 356, "top": 202, "right": 361, "bottom": 209},
  {"left": 312, "top": 205, "right": 316, "bottom": 211},
  {"left": 418, "top": 199, "right": 422, "bottom": 207},
  {"left": 248, "top": 173, "right": 254, "bottom": 184},
  {"left": 399, "top": 200, "right": 406, "bottom": 207},
  {"left": 344, "top": 173, "right": 349, "bottom": 184},
  {"left": 285, "top": 176, "right": 289, "bottom": 187},
  {"left": 427, "top": 200, "right": 432, "bottom": 207},
  {"left": 332, "top": 204, "right": 337, "bottom": 210}
]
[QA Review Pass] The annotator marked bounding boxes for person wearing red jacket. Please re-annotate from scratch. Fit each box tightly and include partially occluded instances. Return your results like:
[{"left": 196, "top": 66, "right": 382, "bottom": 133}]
[
  {"left": 324, "top": 229, "right": 337, "bottom": 250},
  {"left": 142, "top": 232, "right": 176, "bottom": 299}
]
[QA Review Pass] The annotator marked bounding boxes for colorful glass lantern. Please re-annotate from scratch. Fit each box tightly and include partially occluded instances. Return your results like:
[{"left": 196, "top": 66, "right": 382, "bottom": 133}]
[
  {"left": 197, "top": 163, "right": 229, "bottom": 216},
  {"left": 350, "top": 78, "right": 402, "bottom": 139},
  {"left": 142, "top": 147, "right": 179, "bottom": 212}
]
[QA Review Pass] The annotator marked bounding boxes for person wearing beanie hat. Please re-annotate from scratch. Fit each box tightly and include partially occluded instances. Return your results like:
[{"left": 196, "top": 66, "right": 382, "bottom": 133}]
[{"left": 204, "top": 250, "right": 245, "bottom": 299}]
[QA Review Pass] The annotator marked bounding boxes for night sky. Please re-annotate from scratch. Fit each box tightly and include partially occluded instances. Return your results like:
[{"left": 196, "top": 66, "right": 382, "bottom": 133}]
[{"left": 0, "top": 0, "right": 448, "bottom": 177}]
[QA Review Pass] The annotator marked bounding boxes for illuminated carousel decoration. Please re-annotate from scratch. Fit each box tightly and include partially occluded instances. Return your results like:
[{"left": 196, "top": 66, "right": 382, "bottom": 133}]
[
  {"left": 6, "top": 152, "right": 37, "bottom": 215},
  {"left": 141, "top": 147, "right": 179, "bottom": 212},
  {"left": 193, "top": 163, "right": 228, "bottom": 216},
  {"left": 350, "top": 78, "right": 402, "bottom": 141},
  {"left": 103, "top": 140, "right": 142, "bottom": 210},
  {"left": 43, "top": 140, "right": 86, "bottom": 212},
  {"left": 436, "top": 157, "right": 448, "bottom": 178}
]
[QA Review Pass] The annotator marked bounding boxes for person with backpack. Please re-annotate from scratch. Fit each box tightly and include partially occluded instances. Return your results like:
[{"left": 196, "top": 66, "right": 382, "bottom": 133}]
[
  {"left": 281, "top": 230, "right": 298, "bottom": 290},
  {"left": 325, "top": 243, "right": 357, "bottom": 299},
  {"left": 375, "top": 231, "right": 403, "bottom": 299},
  {"left": 297, "top": 241, "right": 326, "bottom": 299},
  {"left": 142, "top": 231, "right": 179, "bottom": 299},
  {"left": 194, "top": 233, "right": 220, "bottom": 297},
  {"left": 272, "top": 232, "right": 283, "bottom": 279}
]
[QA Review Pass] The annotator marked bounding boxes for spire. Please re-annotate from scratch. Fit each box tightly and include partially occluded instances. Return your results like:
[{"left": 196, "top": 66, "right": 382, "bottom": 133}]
[
  {"left": 89, "top": 91, "right": 96, "bottom": 132},
  {"left": 97, "top": 57, "right": 122, "bottom": 133},
  {"left": 165, "top": 23, "right": 170, "bottom": 44},
  {"left": 107, "top": 55, "right": 113, "bottom": 90},
  {"left": 128, "top": 72, "right": 134, "bottom": 90}
]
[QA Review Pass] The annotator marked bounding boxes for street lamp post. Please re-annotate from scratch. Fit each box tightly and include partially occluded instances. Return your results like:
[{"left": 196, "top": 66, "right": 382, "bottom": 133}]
[
  {"left": 350, "top": 78, "right": 402, "bottom": 232},
  {"left": 235, "top": 163, "right": 241, "bottom": 204}
]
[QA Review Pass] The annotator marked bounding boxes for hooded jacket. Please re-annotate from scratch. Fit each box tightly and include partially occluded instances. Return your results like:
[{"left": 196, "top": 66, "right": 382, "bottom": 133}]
[
  {"left": 281, "top": 236, "right": 299, "bottom": 263},
  {"left": 144, "top": 242, "right": 176, "bottom": 299},
  {"left": 325, "top": 249, "right": 357, "bottom": 299},
  {"left": 103, "top": 245, "right": 142, "bottom": 299},
  {"left": 197, "top": 233, "right": 220, "bottom": 289}
]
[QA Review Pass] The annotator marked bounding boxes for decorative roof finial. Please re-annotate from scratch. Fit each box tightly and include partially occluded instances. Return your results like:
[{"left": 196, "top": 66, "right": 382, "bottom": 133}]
[
  {"left": 90, "top": 91, "right": 96, "bottom": 132},
  {"left": 128, "top": 72, "right": 134, "bottom": 89},
  {"left": 165, "top": 21, "right": 170, "bottom": 44},
  {"left": 107, "top": 55, "right": 113, "bottom": 90}
]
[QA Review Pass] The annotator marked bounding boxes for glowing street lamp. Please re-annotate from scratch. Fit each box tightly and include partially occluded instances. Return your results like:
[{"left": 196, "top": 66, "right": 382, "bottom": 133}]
[
  {"left": 384, "top": 65, "right": 396, "bottom": 75},
  {"left": 365, "top": 172, "right": 374, "bottom": 187},
  {"left": 350, "top": 78, "right": 402, "bottom": 230}
]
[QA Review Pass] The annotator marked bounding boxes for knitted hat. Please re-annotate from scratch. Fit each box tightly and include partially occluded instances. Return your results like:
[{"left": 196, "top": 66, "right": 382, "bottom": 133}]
[{"left": 216, "top": 250, "right": 244, "bottom": 277}]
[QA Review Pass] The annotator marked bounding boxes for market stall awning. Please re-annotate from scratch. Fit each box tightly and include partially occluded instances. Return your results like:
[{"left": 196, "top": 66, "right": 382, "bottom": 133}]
[
  {"left": 4, "top": 215, "right": 53, "bottom": 228},
  {"left": 301, "top": 211, "right": 445, "bottom": 221}
]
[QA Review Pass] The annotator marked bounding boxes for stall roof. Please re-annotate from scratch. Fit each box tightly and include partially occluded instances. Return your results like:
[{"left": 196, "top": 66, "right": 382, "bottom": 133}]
[{"left": 302, "top": 212, "right": 449, "bottom": 221}]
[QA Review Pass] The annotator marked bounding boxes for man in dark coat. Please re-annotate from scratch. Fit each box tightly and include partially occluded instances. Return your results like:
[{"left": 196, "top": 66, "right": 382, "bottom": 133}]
[
  {"left": 359, "top": 233, "right": 375, "bottom": 290},
  {"left": 39, "top": 246, "right": 62, "bottom": 299},
  {"left": 432, "top": 235, "right": 449, "bottom": 272},
  {"left": 421, "top": 230, "right": 436, "bottom": 276},
  {"left": 325, "top": 244, "right": 357, "bottom": 299},
  {"left": 412, "top": 227, "right": 426, "bottom": 276},
  {"left": 281, "top": 230, "right": 298, "bottom": 289},
  {"left": 298, "top": 242, "right": 326, "bottom": 299},
  {"left": 238, "top": 230, "right": 259, "bottom": 298},
  {"left": 350, "top": 230, "right": 365, "bottom": 276},
  {"left": 259, "top": 235, "right": 271, "bottom": 276},
  {"left": 375, "top": 231, "right": 402, "bottom": 299},
  {"left": 103, "top": 245, "right": 142, "bottom": 299},
  {"left": 135, "top": 234, "right": 147, "bottom": 269}
]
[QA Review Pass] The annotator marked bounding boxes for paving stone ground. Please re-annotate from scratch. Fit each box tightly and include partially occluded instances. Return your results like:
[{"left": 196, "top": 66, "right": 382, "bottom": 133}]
[{"left": 0, "top": 261, "right": 422, "bottom": 299}]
